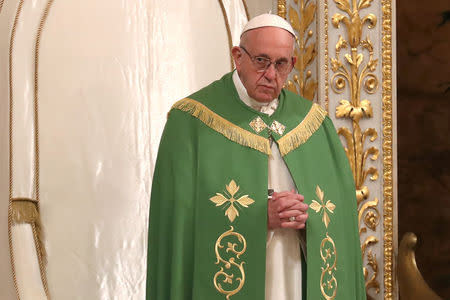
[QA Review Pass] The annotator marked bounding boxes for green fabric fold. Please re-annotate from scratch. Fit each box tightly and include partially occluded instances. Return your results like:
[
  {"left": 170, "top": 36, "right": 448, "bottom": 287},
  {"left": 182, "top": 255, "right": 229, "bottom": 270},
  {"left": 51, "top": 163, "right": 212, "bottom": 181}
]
[{"left": 147, "top": 72, "right": 366, "bottom": 300}]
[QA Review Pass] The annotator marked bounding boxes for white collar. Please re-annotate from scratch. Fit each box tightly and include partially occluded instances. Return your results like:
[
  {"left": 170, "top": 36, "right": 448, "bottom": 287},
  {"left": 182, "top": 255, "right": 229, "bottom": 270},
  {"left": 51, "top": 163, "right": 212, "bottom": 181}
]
[{"left": 232, "top": 70, "right": 278, "bottom": 116}]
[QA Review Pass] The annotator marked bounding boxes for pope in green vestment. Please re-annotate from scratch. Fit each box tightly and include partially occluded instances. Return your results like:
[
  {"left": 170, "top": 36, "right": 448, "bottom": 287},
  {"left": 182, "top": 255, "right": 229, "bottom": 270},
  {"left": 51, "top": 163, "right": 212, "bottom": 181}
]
[{"left": 146, "top": 70, "right": 366, "bottom": 299}]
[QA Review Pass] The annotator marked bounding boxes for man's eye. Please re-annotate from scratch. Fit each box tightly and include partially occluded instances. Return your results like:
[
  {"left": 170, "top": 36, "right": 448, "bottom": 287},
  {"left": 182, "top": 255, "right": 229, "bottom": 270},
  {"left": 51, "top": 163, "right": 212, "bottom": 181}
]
[
  {"left": 255, "top": 57, "right": 267, "bottom": 63},
  {"left": 276, "top": 61, "right": 288, "bottom": 67}
]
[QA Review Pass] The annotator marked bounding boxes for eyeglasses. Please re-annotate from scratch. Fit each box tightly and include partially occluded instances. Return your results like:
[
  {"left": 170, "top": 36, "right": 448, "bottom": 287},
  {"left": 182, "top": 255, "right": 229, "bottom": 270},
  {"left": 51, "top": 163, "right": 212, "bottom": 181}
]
[{"left": 240, "top": 46, "right": 293, "bottom": 75}]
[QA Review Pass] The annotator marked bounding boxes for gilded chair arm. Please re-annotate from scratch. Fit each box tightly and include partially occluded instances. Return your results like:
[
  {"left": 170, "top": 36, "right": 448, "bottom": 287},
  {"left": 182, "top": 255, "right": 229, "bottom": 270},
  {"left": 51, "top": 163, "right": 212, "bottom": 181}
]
[{"left": 398, "top": 232, "right": 442, "bottom": 300}]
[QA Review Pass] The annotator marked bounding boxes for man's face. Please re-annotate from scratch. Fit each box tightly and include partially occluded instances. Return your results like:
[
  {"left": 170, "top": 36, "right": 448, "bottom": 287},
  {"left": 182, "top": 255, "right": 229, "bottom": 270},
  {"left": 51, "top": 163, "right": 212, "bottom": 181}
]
[{"left": 232, "top": 27, "right": 296, "bottom": 103}]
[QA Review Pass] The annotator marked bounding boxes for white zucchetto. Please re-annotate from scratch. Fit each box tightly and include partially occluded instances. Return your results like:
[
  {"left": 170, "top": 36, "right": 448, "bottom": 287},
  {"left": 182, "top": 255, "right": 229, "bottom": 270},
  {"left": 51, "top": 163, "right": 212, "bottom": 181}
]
[{"left": 241, "top": 13, "right": 296, "bottom": 37}]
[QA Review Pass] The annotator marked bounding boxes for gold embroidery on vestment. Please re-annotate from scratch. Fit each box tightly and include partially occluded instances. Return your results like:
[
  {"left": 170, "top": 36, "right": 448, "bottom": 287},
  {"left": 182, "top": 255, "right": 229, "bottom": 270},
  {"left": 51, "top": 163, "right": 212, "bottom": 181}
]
[
  {"left": 172, "top": 98, "right": 271, "bottom": 155},
  {"left": 311, "top": 185, "right": 338, "bottom": 299},
  {"left": 320, "top": 233, "right": 338, "bottom": 300},
  {"left": 214, "top": 226, "right": 247, "bottom": 300},
  {"left": 310, "top": 186, "right": 336, "bottom": 228},
  {"left": 270, "top": 120, "right": 286, "bottom": 136},
  {"left": 278, "top": 103, "right": 327, "bottom": 156},
  {"left": 249, "top": 117, "right": 286, "bottom": 136},
  {"left": 249, "top": 116, "right": 266, "bottom": 133},
  {"left": 210, "top": 180, "right": 255, "bottom": 222}
]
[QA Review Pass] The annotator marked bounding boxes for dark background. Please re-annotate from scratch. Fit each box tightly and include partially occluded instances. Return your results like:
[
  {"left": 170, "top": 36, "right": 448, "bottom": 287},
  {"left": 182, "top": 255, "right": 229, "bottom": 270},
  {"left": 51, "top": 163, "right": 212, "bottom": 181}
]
[{"left": 397, "top": 1, "right": 450, "bottom": 298}]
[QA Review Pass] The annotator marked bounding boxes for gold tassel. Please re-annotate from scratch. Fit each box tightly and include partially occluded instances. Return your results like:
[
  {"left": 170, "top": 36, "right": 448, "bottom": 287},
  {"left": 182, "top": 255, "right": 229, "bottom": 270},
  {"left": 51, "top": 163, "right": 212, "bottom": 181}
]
[
  {"left": 278, "top": 103, "right": 328, "bottom": 157},
  {"left": 11, "top": 198, "right": 47, "bottom": 266},
  {"left": 172, "top": 98, "right": 272, "bottom": 156}
]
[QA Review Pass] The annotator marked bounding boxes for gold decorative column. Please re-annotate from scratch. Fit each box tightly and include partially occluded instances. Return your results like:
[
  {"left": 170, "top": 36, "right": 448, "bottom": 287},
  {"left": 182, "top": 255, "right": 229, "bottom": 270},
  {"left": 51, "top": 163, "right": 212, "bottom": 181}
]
[
  {"left": 279, "top": 0, "right": 397, "bottom": 299},
  {"left": 285, "top": 0, "right": 318, "bottom": 101},
  {"left": 330, "top": 1, "right": 380, "bottom": 298}
]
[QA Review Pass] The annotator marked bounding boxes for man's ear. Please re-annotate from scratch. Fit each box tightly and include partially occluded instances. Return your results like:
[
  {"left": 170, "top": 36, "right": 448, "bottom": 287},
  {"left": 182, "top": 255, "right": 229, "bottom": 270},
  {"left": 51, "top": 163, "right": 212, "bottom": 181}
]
[
  {"left": 292, "top": 56, "right": 297, "bottom": 68},
  {"left": 231, "top": 46, "right": 242, "bottom": 70}
]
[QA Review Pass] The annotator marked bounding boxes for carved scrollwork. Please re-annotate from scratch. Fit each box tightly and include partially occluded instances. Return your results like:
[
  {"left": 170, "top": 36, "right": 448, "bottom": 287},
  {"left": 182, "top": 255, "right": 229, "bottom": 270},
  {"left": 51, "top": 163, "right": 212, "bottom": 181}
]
[{"left": 331, "top": 0, "right": 380, "bottom": 297}]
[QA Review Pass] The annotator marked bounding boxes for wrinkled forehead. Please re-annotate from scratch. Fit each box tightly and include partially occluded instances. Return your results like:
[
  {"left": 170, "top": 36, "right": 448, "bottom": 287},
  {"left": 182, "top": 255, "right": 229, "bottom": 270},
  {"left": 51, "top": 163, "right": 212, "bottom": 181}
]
[{"left": 240, "top": 27, "right": 295, "bottom": 55}]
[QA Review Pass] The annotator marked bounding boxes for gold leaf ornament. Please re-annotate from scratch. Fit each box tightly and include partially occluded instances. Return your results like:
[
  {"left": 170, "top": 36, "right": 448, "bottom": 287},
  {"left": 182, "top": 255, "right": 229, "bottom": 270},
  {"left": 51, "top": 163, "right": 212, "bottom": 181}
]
[
  {"left": 336, "top": 99, "right": 373, "bottom": 120},
  {"left": 225, "top": 205, "right": 239, "bottom": 222},
  {"left": 336, "top": 35, "right": 348, "bottom": 52},
  {"left": 310, "top": 200, "right": 322, "bottom": 213},
  {"left": 289, "top": 6, "right": 300, "bottom": 33},
  {"left": 330, "top": 58, "right": 342, "bottom": 73},
  {"left": 302, "top": 3, "right": 316, "bottom": 31},
  {"left": 226, "top": 180, "right": 239, "bottom": 196},
  {"left": 358, "top": 0, "right": 374, "bottom": 10},
  {"left": 236, "top": 195, "right": 255, "bottom": 208},
  {"left": 323, "top": 211, "right": 331, "bottom": 228},
  {"left": 325, "top": 200, "right": 336, "bottom": 212},
  {"left": 311, "top": 185, "right": 336, "bottom": 228},
  {"left": 334, "top": 0, "right": 350, "bottom": 13},
  {"left": 356, "top": 53, "right": 363, "bottom": 67},
  {"left": 303, "top": 43, "right": 316, "bottom": 67},
  {"left": 335, "top": 99, "right": 353, "bottom": 118},
  {"left": 210, "top": 180, "right": 255, "bottom": 223},
  {"left": 303, "top": 80, "right": 318, "bottom": 101},
  {"left": 211, "top": 193, "right": 228, "bottom": 206},
  {"left": 331, "top": 13, "right": 348, "bottom": 28}
]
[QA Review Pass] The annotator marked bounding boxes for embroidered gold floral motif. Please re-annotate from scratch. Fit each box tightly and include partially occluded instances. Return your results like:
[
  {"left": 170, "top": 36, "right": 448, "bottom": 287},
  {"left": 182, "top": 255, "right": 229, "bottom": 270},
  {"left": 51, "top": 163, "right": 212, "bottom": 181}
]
[
  {"left": 249, "top": 116, "right": 266, "bottom": 133},
  {"left": 249, "top": 117, "right": 286, "bottom": 136},
  {"left": 210, "top": 180, "right": 255, "bottom": 222},
  {"left": 270, "top": 120, "right": 286, "bottom": 135},
  {"left": 310, "top": 185, "right": 338, "bottom": 300},
  {"left": 214, "top": 226, "right": 247, "bottom": 300},
  {"left": 310, "top": 185, "right": 336, "bottom": 228},
  {"left": 320, "top": 233, "right": 338, "bottom": 300}
]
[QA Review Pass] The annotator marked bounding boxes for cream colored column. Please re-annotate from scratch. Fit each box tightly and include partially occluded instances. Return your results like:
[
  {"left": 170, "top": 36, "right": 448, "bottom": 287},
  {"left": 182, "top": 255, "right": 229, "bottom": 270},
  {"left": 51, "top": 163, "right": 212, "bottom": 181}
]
[
  {"left": 3, "top": 0, "right": 54, "bottom": 299},
  {"left": 0, "top": 0, "right": 18, "bottom": 298},
  {"left": 279, "top": 0, "right": 398, "bottom": 299}
]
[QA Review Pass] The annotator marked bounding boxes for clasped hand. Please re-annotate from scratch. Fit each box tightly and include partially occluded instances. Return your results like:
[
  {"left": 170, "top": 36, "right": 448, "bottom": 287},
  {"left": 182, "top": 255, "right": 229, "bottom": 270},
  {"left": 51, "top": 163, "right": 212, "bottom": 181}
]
[{"left": 267, "top": 190, "right": 308, "bottom": 230}]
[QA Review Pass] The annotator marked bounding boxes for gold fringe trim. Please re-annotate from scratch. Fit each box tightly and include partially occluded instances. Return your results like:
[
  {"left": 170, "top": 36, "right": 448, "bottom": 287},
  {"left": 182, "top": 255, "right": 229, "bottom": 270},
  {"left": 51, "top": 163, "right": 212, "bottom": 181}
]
[
  {"left": 11, "top": 198, "right": 47, "bottom": 266},
  {"left": 278, "top": 103, "right": 327, "bottom": 157},
  {"left": 172, "top": 98, "right": 272, "bottom": 155}
]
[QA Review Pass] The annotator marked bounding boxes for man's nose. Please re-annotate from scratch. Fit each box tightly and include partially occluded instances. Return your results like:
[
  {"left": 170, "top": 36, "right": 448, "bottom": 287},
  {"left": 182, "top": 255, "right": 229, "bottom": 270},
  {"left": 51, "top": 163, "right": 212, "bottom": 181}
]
[{"left": 264, "top": 63, "right": 277, "bottom": 80}]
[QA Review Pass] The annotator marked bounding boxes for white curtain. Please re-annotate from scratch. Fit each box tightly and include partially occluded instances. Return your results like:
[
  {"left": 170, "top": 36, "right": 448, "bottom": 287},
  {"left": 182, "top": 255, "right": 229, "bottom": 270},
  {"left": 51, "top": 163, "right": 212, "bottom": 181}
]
[{"left": 0, "top": 0, "right": 248, "bottom": 299}]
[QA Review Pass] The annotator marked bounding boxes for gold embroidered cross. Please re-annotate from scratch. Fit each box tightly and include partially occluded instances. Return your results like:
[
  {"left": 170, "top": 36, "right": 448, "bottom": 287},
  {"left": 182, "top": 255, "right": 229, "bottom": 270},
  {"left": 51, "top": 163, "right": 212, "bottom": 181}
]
[
  {"left": 310, "top": 185, "right": 336, "bottom": 228},
  {"left": 210, "top": 180, "right": 255, "bottom": 222},
  {"left": 249, "top": 117, "right": 286, "bottom": 136}
]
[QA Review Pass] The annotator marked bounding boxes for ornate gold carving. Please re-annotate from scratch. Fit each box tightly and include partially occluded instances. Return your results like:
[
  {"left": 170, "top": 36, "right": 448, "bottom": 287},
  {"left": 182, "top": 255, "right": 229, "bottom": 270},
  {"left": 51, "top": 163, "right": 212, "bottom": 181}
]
[
  {"left": 324, "top": 0, "right": 330, "bottom": 112},
  {"left": 330, "top": 0, "right": 381, "bottom": 297},
  {"left": 172, "top": 98, "right": 272, "bottom": 155},
  {"left": 398, "top": 233, "right": 442, "bottom": 300},
  {"left": 310, "top": 185, "right": 336, "bottom": 228},
  {"left": 311, "top": 186, "right": 338, "bottom": 300},
  {"left": 210, "top": 180, "right": 255, "bottom": 222},
  {"left": 320, "top": 233, "right": 338, "bottom": 300},
  {"left": 278, "top": 0, "right": 287, "bottom": 19},
  {"left": 249, "top": 116, "right": 267, "bottom": 133},
  {"left": 381, "top": 0, "right": 394, "bottom": 298},
  {"left": 285, "top": 0, "right": 318, "bottom": 101},
  {"left": 214, "top": 226, "right": 247, "bottom": 300}
]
